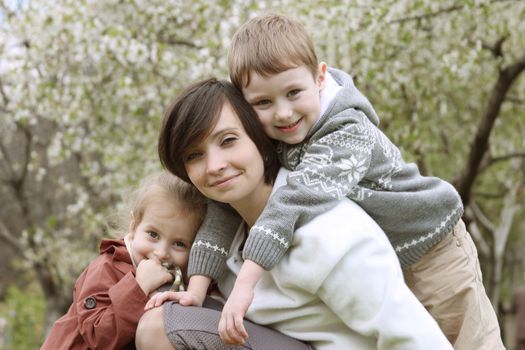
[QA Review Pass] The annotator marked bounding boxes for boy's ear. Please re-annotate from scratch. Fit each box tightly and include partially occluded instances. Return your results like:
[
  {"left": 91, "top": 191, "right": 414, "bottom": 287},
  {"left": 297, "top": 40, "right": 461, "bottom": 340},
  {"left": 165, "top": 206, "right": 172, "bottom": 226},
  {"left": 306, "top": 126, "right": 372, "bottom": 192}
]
[{"left": 317, "top": 62, "right": 327, "bottom": 90}]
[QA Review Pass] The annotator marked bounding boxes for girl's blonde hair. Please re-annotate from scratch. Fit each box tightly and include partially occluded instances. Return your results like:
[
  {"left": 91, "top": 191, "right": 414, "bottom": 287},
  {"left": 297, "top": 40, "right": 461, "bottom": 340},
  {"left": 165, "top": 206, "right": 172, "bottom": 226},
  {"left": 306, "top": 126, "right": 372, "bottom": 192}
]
[{"left": 109, "top": 171, "right": 207, "bottom": 237}]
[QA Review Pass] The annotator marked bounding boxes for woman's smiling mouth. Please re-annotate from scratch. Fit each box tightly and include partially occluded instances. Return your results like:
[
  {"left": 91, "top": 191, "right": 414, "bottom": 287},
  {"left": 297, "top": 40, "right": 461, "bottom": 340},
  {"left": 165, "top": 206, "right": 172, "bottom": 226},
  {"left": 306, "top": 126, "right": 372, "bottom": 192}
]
[{"left": 210, "top": 174, "right": 240, "bottom": 188}]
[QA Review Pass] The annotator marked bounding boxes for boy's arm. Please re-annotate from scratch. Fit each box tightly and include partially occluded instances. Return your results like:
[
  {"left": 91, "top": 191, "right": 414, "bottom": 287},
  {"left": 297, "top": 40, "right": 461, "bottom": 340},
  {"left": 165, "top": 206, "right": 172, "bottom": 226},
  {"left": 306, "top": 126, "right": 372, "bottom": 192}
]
[
  {"left": 243, "top": 114, "right": 376, "bottom": 269},
  {"left": 218, "top": 260, "right": 264, "bottom": 345},
  {"left": 188, "top": 200, "right": 243, "bottom": 280}
]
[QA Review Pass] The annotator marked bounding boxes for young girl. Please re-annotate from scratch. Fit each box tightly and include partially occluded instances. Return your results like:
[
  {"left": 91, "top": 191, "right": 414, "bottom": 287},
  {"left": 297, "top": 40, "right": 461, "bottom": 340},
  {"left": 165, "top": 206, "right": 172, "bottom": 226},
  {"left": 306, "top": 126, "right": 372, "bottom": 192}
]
[
  {"left": 41, "top": 171, "right": 206, "bottom": 350},
  {"left": 139, "top": 78, "right": 452, "bottom": 349}
]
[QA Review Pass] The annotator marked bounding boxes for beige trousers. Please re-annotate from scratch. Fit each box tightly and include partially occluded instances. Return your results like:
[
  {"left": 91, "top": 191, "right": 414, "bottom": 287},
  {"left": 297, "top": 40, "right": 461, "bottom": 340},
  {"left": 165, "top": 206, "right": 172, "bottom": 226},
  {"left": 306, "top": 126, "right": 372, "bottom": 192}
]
[{"left": 403, "top": 219, "right": 506, "bottom": 350}]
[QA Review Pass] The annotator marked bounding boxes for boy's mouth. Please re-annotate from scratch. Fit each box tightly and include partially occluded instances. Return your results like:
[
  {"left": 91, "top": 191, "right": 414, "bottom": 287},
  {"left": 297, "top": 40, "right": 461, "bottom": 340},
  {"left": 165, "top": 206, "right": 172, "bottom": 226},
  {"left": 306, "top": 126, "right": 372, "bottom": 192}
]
[{"left": 277, "top": 118, "right": 302, "bottom": 133}]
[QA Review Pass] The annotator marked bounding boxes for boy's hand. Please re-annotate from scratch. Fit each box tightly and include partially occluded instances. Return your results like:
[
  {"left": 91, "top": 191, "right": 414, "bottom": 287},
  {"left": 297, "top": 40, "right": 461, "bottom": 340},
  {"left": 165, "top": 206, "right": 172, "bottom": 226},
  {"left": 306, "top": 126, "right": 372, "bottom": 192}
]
[
  {"left": 218, "top": 259, "right": 263, "bottom": 345},
  {"left": 144, "top": 291, "right": 200, "bottom": 310},
  {"left": 218, "top": 282, "right": 253, "bottom": 345},
  {"left": 135, "top": 257, "right": 173, "bottom": 296}
]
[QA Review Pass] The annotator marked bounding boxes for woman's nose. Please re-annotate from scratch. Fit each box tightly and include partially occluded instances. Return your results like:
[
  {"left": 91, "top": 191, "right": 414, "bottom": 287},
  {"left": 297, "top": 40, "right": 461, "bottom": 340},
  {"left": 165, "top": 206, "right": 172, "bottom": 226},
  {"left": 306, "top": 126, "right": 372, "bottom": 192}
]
[{"left": 206, "top": 150, "right": 227, "bottom": 174}]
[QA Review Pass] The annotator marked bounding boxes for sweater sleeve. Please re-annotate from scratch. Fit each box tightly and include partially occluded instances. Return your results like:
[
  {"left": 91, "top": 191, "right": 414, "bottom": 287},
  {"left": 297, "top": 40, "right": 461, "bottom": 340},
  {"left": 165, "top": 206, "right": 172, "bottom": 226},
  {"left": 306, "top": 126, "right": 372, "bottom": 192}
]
[
  {"left": 188, "top": 200, "right": 243, "bottom": 280},
  {"left": 76, "top": 268, "right": 149, "bottom": 349},
  {"left": 243, "top": 114, "right": 375, "bottom": 269}
]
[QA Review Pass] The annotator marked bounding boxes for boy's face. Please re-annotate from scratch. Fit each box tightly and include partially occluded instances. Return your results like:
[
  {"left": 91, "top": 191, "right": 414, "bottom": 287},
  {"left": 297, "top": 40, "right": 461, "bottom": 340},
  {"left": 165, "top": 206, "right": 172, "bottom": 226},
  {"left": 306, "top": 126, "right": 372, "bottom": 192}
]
[{"left": 242, "top": 64, "right": 326, "bottom": 145}]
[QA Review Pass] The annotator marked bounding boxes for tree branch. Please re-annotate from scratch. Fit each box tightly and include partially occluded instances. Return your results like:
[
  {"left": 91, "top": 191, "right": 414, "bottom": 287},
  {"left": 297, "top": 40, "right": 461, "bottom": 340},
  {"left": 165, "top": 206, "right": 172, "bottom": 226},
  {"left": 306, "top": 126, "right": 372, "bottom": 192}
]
[
  {"left": 457, "top": 53, "right": 525, "bottom": 207},
  {"left": 466, "top": 216, "right": 491, "bottom": 258},
  {"left": 479, "top": 152, "right": 525, "bottom": 172},
  {"left": 470, "top": 201, "right": 496, "bottom": 232},
  {"left": 387, "top": 0, "right": 519, "bottom": 24},
  {"left": 388, "top": 4, "right": 464, "bottom": 24},
  {"left": 0, "top": 221, "right": 24, "bottom": 254}
]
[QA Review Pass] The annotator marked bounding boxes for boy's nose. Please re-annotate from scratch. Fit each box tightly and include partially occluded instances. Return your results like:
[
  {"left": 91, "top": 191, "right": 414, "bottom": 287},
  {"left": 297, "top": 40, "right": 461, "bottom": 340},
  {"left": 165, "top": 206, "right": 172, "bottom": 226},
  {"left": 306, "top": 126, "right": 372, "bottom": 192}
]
[{"left": 275, "top": 103, "right": 293, "bottom": 121}]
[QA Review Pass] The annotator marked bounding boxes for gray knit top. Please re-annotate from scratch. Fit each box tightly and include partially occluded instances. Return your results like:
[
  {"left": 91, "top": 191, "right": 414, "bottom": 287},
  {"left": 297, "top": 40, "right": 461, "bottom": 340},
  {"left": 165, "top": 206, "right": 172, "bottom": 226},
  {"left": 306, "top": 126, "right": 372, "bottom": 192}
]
[{"left": 188, "top": 68, "right": 463, "bottom": 280}]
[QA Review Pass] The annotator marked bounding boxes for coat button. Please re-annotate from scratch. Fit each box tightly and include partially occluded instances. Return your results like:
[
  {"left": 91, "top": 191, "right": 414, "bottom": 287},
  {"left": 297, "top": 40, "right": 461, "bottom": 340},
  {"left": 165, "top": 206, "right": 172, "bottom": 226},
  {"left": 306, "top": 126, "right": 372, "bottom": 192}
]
[{"left": 84, "top": 297, "right": 97, "bottom": 309}]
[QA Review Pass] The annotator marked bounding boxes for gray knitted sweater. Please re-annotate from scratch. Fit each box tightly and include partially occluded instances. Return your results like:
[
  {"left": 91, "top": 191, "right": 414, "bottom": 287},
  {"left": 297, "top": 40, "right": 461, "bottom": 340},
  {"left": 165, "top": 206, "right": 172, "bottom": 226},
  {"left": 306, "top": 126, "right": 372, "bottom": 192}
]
[{"left": 188, "top": 68, "right": 463, "bottom": 280}]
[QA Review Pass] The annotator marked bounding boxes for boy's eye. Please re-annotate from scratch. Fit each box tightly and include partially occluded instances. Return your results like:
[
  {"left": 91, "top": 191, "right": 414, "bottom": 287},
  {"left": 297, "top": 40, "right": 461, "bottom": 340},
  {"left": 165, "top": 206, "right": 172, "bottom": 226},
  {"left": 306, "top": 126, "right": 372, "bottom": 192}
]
[
  {"left": 287, "top": 89, "right": 301, "bottom": 97},
  {"left": 148, "top": 231, "right": 159, "bottom": 239}
]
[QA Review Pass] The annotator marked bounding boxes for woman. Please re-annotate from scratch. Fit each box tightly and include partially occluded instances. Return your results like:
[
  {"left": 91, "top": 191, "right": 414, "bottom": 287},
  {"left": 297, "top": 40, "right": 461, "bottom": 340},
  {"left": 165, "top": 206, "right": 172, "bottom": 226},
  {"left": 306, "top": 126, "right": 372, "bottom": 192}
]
[{"left": 136, "top": 78, "right": 452, "bottom": 349}]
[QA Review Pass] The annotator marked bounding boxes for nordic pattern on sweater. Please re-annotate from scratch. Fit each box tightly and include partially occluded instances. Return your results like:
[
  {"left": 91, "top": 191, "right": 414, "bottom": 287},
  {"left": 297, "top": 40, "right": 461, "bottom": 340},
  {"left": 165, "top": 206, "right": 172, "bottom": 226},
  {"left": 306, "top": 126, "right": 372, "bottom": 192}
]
[
  {"left": 187, "top": 67, "right": 463, "bottom": 280},
  {"left": 245, "top": 68, "right": 463, "bottom": 269}
]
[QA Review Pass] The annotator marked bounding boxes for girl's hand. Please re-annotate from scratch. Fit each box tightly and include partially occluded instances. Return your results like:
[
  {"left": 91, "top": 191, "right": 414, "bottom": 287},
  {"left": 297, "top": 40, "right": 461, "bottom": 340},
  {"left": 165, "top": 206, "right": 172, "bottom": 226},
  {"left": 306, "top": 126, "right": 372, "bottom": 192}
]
[
  {"left": 144, "top": 291, "right": 203, "bottom": 310},
  {"left": 135, "top": 257, "right": 173, "bottom": 296},
  {"left": 218, "top": 282, "right": 253, "bottom": 345}
]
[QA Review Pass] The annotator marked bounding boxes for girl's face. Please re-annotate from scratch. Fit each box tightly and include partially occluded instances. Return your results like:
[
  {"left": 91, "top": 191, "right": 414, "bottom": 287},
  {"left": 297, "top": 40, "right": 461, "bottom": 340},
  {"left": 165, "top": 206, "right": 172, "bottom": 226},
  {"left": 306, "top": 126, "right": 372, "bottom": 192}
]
[
  {"left": 183, "top": 102, "right": 267, "bottom": 208},
  {"left": 129, "top": 193, "right": 198, "bottom": 274}
]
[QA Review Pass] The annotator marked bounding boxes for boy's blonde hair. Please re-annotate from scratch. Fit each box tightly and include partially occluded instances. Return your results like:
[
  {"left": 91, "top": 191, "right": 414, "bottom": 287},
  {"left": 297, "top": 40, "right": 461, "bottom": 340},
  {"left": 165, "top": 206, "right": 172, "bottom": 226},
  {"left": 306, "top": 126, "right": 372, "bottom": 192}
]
[
  {"left": 110, "top": 171, "right": 207, "bottom": 237},
  {"left": 228, "top": 13, "right": 319, "bottom": 89}
]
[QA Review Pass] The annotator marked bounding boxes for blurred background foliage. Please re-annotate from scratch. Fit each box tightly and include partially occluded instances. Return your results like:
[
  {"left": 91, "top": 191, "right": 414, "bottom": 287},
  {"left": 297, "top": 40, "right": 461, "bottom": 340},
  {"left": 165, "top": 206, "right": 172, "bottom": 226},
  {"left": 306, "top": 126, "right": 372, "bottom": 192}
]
[{"left": 0, "top": 0, "right": 523, "bottom": 348}]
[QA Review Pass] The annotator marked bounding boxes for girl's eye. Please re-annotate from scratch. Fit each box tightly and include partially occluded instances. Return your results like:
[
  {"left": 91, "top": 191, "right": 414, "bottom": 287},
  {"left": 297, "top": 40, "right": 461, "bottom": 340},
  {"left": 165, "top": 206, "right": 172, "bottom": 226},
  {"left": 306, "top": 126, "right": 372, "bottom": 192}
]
[
  {"left": 174, "top": 241, "right": 186, "bottom": 248},
  {"left": 287, "top": 89, "right": 300, "bottom": 97},
  {"left": 148, "top": 231, "right": 159, "bottom": 239}
]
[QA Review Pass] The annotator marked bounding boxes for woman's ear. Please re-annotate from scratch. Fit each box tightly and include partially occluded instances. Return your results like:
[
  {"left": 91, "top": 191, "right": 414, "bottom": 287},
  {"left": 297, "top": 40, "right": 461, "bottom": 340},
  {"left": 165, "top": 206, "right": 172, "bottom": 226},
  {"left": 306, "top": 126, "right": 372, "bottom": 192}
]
[{"left": 317, "top": 62, "right": 327, "bottom": 90}]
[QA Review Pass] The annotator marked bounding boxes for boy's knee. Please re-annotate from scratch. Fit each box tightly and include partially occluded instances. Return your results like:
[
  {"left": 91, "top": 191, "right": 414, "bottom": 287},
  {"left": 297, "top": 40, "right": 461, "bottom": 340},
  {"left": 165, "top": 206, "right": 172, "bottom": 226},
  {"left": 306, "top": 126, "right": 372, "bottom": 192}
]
[{"left": 136, "top": 307, "right": 171, "bottom": 349}]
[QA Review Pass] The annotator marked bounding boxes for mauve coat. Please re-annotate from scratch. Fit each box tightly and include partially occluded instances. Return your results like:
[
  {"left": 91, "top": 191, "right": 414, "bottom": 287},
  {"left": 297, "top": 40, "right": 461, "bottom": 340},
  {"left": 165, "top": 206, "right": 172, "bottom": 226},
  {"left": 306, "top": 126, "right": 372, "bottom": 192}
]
[{"left": 41, "top": 239, "right": 148, "bottom": 350}]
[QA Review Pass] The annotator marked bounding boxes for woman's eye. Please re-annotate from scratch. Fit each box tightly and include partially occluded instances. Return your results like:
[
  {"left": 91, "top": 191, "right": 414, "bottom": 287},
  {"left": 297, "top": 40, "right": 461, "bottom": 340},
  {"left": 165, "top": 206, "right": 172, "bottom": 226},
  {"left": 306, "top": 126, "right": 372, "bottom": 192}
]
[
  {"left": 288, "top": 89, "right": 300, "bottom": 97},
  {"left": 222, "top": 136, "right": 237, "bottom": 145},
  {"left": 148, "top": 231, "right": 159, "bottom": 239},
  {"left": 185, "top": 152, "right": 202, "bottom": 162},
  {"left": 253, "top": 99, "right": 271, "bottom": 106}
]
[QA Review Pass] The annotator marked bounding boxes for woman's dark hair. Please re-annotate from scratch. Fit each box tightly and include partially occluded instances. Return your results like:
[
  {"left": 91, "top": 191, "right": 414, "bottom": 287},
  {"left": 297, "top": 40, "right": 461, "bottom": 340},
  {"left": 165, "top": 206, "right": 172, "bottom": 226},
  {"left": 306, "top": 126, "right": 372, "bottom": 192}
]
[{"left": 158, "top": 78, "right": 279, "bottom": 185}]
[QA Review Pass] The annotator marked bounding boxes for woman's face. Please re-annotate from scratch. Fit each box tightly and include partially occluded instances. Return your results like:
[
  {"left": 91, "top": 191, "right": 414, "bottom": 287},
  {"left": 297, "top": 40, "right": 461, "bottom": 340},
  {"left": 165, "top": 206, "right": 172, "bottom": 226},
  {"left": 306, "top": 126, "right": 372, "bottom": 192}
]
[{"left": 183, "top": 102, "right": 267, "bottom": 207}]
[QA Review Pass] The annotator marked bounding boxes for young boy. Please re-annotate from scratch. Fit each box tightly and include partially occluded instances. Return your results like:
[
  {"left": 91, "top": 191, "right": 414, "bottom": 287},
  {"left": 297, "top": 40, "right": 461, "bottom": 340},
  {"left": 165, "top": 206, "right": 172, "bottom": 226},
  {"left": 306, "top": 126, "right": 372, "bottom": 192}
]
[{"left": 186, "top": 13, "right": 504, "bottom": 349}]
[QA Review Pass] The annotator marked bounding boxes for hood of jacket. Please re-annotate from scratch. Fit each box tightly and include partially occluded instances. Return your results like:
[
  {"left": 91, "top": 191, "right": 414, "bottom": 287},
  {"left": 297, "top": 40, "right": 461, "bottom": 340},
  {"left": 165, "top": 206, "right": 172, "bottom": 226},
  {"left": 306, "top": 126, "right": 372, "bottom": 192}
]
[{"left": 326, "top": 67, "right": 380, "bottom": 126}]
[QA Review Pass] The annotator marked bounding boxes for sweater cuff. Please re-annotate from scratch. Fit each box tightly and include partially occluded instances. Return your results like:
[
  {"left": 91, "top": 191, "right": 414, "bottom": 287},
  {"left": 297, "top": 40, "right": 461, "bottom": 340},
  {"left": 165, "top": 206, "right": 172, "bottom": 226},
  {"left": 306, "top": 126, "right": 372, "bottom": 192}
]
[
  {"left": 243, "top": 231, "right": 287, "bottom": 270},
  {"left": 188, "top": 248, "right": 227, "bottom": 281}
]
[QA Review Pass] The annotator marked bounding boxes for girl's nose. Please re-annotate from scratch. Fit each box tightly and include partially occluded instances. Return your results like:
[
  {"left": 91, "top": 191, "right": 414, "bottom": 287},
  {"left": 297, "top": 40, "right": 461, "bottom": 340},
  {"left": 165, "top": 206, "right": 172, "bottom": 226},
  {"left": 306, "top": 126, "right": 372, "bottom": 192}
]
[{"left": 154, "top": 245, "right": 170, "bottom": 261}]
